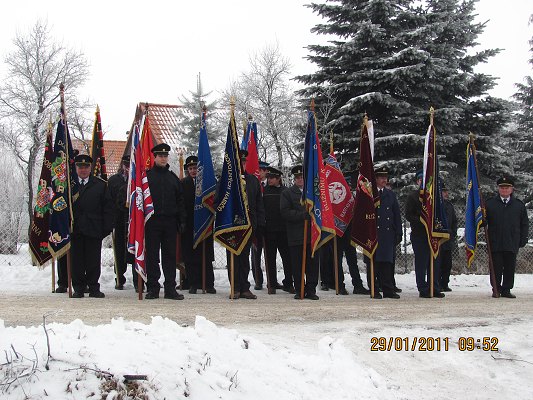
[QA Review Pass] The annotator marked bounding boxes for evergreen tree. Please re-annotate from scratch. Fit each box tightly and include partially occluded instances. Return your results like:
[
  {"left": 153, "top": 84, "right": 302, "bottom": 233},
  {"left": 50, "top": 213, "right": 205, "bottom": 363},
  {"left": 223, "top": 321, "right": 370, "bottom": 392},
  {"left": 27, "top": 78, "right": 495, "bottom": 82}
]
[
  {"left": 297, "top": 0, "right": 509, "bottom": 195},
  {"left": 512, "top": 14, "right": 533, "bottom": 207}
]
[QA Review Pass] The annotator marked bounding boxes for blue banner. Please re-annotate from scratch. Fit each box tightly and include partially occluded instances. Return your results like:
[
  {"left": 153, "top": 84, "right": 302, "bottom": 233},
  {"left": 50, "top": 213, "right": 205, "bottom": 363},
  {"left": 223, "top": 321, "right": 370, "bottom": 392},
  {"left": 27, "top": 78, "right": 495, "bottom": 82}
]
[
  {"left": 214, "top": 110, "right": 252, "bottom": 255},
  {"left": 465, "top": 141, "right": 483, "bottom": 267},
  {"left": 193, "top": 110, "right": 217, "bottom": 248},
  {"left": 48, "top": 113, "right": 78, "bottom": 258}
]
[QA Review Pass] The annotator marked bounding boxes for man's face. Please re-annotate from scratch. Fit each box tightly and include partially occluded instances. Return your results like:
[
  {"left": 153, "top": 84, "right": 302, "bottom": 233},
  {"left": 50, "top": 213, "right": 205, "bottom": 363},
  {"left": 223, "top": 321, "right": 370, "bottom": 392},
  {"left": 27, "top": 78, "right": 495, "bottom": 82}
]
[
  {"left": 498, "top": 185, "right": 513, "bottom": 198},
  {"left": 294, "top": 175, "right": 304, "bottom": 188},
  {"left": 259, "top": 168, "right": 267, "bottom": 180},
  {"left": 188, "top": 165, "right": 198, "bottom": 178},
  {"left": 240, "top": 158, "right": 247, "bottom": 171},
  {"left": 442, "top": 190, "right": 449, "bottom": 200},
  {"left": 376, "top": 175, "right": 388, "bottom": 189},
  {"left": 76, "top": 164, "right": 91, "bottom": 179},
  {"left": 267, "top": 176, "right": 280, "bottom": 187},
  {"left": 154, "top": 154, "right": 168, "bottom": 168}
]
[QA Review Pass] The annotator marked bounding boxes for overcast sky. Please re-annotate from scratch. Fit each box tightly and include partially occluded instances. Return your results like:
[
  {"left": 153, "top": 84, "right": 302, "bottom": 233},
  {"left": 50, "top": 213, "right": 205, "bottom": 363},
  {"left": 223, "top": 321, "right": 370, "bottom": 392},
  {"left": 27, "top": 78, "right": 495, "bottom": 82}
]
[{"left": 1, "top": 0, "right": 531, "bottom": 140}]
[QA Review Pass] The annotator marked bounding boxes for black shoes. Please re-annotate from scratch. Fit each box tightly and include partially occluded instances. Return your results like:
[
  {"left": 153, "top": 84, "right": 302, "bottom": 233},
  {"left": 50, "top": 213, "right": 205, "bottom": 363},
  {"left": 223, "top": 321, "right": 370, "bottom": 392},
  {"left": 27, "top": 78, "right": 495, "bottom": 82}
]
[
  {"left": 254, "top": 285, "right": 263, "bottom": 290},
  {"left": 394, "top": 287, "right": 402, "bottom": 293},
  {"left": 282, "top": 285, "right": 296, "bottom": 294},
  {"left": 500, "top": 291, "right": 516, "bottom": 299},
  {"left": 72, "top": 292, "right": 84, "bottom": 298},
  {"left": 89, "top": 291, "right": 105, "bottom": 298},
  {"left": 145, "top": 292, "right": 159, "bottom": 299},
  {"left": 164, "top": 291, "right": 185, "bottom": 300},
  {"left": 268, "top": 288, "right": 276, "bottom": 294},
  {"left": 55, "top": 286, "right": 67, "bottom": 293},
  {"left": 442, "top": 286, "right": 452, "bottom": 292},
  {"left": 383, "top": 292, "right": 400, "bottom": 299},
  {"left": 420, "top": 291, "right": 445, "bottom": 298},
  {"left": 240, "top": 291, "right": 257, "bottom": 299},
  {"left": 189, "top": 287, "right": 197, "bottom": 294},
  {"left": 206, "top": 287, "right": 217, "bottom": 294},
  {"left": 320, "top": 283, "right": 329, "bottom": 291},
  {"left": 371, "top": 292, "right": 383, "bottom": 299},
  {"left": 229, "top": 292, "right": 240, "bottom": 299},
  {"left": 353, "top": 286, "right": 371, "bottom": 295},
  {"left": 419, "top": 292, "right": 431, "bottom": 298},
  {"left": 338, "top": 288, "right": 349, "bottom": 295},
  {"left": 274, "top": 283, "right": 284, "bottom": 290},
  {"left": 305, "top": 293, "right": 320, "bottom": 300}
]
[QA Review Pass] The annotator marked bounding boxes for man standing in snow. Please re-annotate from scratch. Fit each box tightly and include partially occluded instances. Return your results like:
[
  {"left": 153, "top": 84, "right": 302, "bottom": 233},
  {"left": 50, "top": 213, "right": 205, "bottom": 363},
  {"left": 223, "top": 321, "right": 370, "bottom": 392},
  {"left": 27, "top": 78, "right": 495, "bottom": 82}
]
[
  {"left": 485, "top": 176, "right": 529, "bottom": 298},
  {"left": 439, "top": 182, "right": 458, "bottom": 292}
]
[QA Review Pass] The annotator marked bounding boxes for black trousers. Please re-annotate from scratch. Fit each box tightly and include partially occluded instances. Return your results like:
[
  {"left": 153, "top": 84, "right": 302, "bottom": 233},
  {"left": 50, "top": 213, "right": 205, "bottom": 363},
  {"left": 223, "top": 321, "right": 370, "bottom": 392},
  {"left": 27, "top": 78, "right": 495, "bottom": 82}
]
[
  {"left": 57, "top": 255, "right": 68, "bottom": 288},
  {"left": 71, "top": 234, "right": 103, "bottom": 294},
  {"left": 439, "top": 248, "right": 453, "bottom": 288},
  {"left": 113, "top": 221, "right": 139, "bottom": 286},
  {"left": 411, "top": 234, "right": 441, "bottom": 293},
  {"left": 251, "top": 233, "right": 264, "bottom": 287},
  {"left": 370, "top": 261, "right": 395, "bottom": 295},
  {"left": 265, "top": 230, "right": 293, "bottom": 288},
  {"left": 319, "top": 240, "right": 346, "bottom": 289},
  {"left": 186, "top": 250, "right": 215, "bottom": 290},
  {"left": 226, "top": 242, "right": 252, "bottom": 293},
  {"left": 491, "top": 251, "right": 517, "bottom": 293},
  {"left": 290, "top": 244, "right": 319, "bottom": 296},
  {"left": 344, "top": 242, "right": 366, "bottom": 289},
  {"left": 145, "top": 216, "right": 177, "bottom": 294}
]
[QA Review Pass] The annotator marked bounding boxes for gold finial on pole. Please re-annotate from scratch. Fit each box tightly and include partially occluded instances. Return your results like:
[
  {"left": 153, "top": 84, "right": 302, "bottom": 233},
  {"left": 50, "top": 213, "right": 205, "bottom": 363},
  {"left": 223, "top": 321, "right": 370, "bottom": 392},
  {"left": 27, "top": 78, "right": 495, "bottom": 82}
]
[
  {"left": 429, "top": 106, "right": 435, "bottom": 126},
  {"left": 310, "top": 98, "right": 315, "bottom": 112},
  {"left": 230, "top": 96, "right": 236, "bottom": 114},
  {"left": 363, "top": 112, "right": 368, "bottom": 125},
  {"left": 469, "top": 131, "right": 475, "bottom": 145}
]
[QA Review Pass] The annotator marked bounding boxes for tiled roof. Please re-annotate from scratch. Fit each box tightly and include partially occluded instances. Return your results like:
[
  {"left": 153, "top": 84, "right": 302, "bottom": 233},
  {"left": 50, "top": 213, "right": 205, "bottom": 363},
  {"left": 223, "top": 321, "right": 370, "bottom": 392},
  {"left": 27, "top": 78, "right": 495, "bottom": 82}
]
[
  {"left": 72, "top": 139, "right": 127, "bottom": 176},
  {"left": 131, "top": 103, "right": 183, "bottom": 148}
]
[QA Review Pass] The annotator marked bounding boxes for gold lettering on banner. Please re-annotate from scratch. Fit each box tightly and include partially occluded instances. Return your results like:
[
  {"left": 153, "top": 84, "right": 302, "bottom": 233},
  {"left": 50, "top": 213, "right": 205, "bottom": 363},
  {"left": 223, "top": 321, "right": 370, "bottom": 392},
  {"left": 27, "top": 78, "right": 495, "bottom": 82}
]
[
  {"left": 366, "top": 213, "right": 375, "bottom": 220},
  {"left": 216, "top": 153, "right": 233, "bottom": 212}
]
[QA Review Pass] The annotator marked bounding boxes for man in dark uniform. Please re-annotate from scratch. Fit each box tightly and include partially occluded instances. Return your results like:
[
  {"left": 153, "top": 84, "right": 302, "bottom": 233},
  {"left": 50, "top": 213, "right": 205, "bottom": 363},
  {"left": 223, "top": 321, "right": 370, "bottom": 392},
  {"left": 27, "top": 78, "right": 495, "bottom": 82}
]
[
  {"left": 145, "top": 143, "right": 187, "bottom": 300},
  {"left": 107, "top": 155, "right": 135, "bottom": 290},
  {"left": 280, "top": 165, "right": 320, "bottom": 300},
  {"left": 405, "top": 170, "right": 445, "bottom": 298},
  {"left": 251, "top": 160, "right": 270, "bottom": 290},
  {"left": 485, "top": 176, "right": 529, "bottom": 298},
  {"left": 263, "top": 166, "right": 293, "bottom": 294},
  {"left": 226, "top": 150, "right": 266, "bottom": 299},
  {"left": 365, "top": 166, "right": 402, "bottom": 299},
  {"left": 439, "top": 182, "right": 458, "bottom": 292},
  {"left": 71, "top": 154, "right": 113, "bottom": 298},
  {"left": 181, "top": 155, "right": 216, "bottom": 294}
]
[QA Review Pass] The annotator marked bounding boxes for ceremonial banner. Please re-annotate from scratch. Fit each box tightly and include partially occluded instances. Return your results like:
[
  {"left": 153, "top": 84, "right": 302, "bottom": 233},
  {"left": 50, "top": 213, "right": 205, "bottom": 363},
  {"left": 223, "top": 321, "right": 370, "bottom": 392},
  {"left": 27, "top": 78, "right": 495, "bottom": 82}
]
[
  {"left": 350, "top": 119, "right": 379, "bottom": 257},
  {"left": 325, "top": 152, "right": 355, "bottom": 237},
  {"left": 214, "top": 109, "right": 252, "bottom": 255},
  {"left": 141, "top": 117, "right": 155, "bottom": 171},
  {"left": 420, "top": 118, "right": 449, "bottom": 257},
  {"left": 242, "top": 121, "right": 260, "bottom": 181},
  {"left": 193, "top": 109, "right": 217, "bottom": 248},
  {"left": 29, "top": 123, "right": 54, "bottom": 266},
  {"left": 90, "top": 105, "right": 107, "bottom": 180},
  {"left": 302, "top": 110, "right": 335, "bottom": 256},
  {"left": 465, "top": 140, "right": 483, "bottom": 267},
  {"left": 48, "top": 112, "right": 78, "bottom": 258},
  {"left": 127, "top": 116, "right": 154, "bottom": 281}
]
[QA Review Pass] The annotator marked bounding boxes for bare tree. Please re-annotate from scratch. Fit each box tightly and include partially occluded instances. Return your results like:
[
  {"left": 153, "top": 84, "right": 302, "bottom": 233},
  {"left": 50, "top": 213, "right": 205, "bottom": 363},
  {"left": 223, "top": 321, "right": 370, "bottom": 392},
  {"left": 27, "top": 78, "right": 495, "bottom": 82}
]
[
  {"left": 0, "top": 20, "right": 89, "bottom": 236},
  {"left": 221, "top": 42, "right": 302, "bottom": 167}
]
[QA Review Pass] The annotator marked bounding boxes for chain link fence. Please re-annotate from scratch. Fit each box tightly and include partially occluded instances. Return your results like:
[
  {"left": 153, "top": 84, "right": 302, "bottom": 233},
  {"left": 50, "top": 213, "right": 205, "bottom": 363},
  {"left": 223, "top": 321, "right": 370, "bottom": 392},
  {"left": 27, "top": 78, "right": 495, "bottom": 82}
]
[{"left": 2, "top": 199, "right": 532, "bottom": 275}]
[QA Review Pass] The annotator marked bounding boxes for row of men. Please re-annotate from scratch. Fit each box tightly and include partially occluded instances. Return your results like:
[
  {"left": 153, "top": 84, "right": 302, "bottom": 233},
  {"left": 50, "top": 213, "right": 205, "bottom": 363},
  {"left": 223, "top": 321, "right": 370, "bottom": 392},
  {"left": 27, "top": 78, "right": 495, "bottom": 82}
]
[{"left": 54, "top": 144, "right": 529, "bottom": 300}]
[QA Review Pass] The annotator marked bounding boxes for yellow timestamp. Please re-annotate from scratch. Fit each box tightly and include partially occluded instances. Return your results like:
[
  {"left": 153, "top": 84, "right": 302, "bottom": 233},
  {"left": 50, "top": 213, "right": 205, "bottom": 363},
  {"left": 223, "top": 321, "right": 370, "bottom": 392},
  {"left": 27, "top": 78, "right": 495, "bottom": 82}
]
[{"left": 370, "top": 337, "right": 500, "bottom": 352}]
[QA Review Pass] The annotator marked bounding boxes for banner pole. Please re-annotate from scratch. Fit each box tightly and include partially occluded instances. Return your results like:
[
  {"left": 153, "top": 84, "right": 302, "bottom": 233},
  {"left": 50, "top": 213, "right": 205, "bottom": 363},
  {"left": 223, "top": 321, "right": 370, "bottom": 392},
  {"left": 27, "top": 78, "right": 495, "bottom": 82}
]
[
  {"left": 138, "top": 273, "right": 143, "bottom": 301},
  {"left": 300, "top": 220, "right": 308, "bottom": 300},
  {"left": 202, "top": 241, "right": 206, "bottom": 294},
  {"left": 370, "top": 257, "right": 375, "bottom": 298},
  {"left": 51, "top": 258, "right": 56, "bottom": 293},
  {"left": 333, "top": 236, "right": 339, "bottom": 295},
  {"left": 263, "top": 236, "right": 271, "bottom": 293},
  {"left": 230, "top": 253, "right": 235, "bottom": 300},
  {"left": 430, "top": 256, "right": 434, "bottom": 298}
]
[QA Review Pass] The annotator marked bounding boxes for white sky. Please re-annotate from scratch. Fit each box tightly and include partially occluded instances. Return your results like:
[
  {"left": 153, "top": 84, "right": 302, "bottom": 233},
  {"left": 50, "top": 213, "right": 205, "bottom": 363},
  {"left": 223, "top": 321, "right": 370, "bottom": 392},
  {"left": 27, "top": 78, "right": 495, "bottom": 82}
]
[{"left": 0, "top": 0, "right": 531, "bottom": 140}]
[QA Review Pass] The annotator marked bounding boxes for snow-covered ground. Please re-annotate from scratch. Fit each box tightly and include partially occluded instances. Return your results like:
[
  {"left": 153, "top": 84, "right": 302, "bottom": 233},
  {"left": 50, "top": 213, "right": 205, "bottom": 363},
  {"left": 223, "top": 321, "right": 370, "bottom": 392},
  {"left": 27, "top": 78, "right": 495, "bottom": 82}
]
[{"left": 1, "top": 262, "right": 532, "bottom": 400}]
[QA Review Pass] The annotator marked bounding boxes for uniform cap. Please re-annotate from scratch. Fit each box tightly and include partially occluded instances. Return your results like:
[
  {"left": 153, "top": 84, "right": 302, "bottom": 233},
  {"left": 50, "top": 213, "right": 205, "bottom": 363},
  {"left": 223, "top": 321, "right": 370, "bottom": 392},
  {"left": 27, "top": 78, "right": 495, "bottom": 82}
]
[
  {"left": 74, "top": 154, "right": 92, "bottom": 166},
  {"left": 259, "top": 160, "right": 270, "bottom": 169},
  {"left": 291, "top": 165, "right": 303, "bottom": 176},
  {"left": 151, "top": 143, "right": 171, "bottom": 155},
  {"left": 497, "top": 176, "right": 514, "bottom": 187},
  {"left": 375, "top": 166, "right": 388, "bottom": 177},
  {"left": 266, "top": 166, "right": 282, "bottom": 177},
  {"left": 184, "top": 155, "right": 198, "bottom": 168}
]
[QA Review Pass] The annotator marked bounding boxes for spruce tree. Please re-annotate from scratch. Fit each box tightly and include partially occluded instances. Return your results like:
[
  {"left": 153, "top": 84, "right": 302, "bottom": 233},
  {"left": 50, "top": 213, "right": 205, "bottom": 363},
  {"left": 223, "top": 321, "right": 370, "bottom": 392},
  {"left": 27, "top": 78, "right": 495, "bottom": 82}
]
[{"left": 297, "top": 0, "right": 509, "bottom": 195}]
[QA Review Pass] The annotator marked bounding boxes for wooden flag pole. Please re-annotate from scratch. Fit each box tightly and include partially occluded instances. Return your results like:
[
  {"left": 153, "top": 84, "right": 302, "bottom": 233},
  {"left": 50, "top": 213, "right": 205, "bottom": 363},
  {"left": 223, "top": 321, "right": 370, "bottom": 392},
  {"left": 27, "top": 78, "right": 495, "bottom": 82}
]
[
  {"left": 370, "top": 257, "right": 375, "bottom": 298},
  {"left": 111, "top": 230, "right": 120, "bottom": 290},
  {"left": 138, "top": 273, "right": 143, "bottom": 301},
  {"left": 333, "top": 236, "right": 339, "bottom": 295},
  {"left": 469, "top": 133, "right": 499, "bottom": 297},
  {"left": 230, "top": 253, "right": 235, "bottom": 300},
  {"left": 51, "top": 258, "right": 56, "bottom": 293},
  {"left": 300, "top": 220, "right": 309, "bottom": 300},
  {"left": 67, "top": 250, "right": 73, "bottom": 298},
  {"left": 202, "top": 241, "right": 206, "bottom": 294},
  {"left": 263, "top": 236, "right": 272, "bottom": 294},
  {"left": 430, "top": 256, "right": 434, "bottom": 298}
]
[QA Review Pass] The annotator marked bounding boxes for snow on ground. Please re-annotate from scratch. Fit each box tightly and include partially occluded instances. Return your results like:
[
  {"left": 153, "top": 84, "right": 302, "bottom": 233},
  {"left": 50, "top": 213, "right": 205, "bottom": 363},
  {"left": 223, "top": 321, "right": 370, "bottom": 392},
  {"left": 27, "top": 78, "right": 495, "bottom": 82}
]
[{"left": 1, "top": 262, "right": 532, "bottom": 399}]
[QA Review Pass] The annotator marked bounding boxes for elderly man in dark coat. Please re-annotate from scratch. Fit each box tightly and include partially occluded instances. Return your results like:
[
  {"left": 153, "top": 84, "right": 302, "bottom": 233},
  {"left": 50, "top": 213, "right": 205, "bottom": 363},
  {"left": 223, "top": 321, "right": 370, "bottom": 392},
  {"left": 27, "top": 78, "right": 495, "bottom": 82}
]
[
  {"left": 181, "top": 155, "right": 216, "bottom": 294},
  {"left": 71, "top": 154, "right": 114, "bottom": 298},
  {"left": 280, "top": 165, "right": 319, "bottom": 300},
  {"left": 485, "top": 176, "right": 529, "bottom": 298}
]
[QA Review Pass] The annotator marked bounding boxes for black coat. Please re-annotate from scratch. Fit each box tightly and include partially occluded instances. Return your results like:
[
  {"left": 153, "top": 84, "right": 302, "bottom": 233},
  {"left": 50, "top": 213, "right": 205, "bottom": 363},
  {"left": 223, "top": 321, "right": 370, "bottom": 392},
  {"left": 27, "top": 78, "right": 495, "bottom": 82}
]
[
  {"left": 72, "top": 176, "right": 113, "bottom": 239},
  {"left": 107, "top": 171, "right": 128, "bottom": 226},
  {"left": 375, "top": 188, "right": 402, "bottom": 263},
  {"left": 263, "top": 184, "right": 287, "bottom": 233},
  {"left": 441, "top": 199, "right": 458, "bottom": 252},
  {"left": 280, "top": 185, "right": 309, "bottom": 246},
  {"left": 485, "top": 195, "right": 529, "bottom": 254},
  {"left": 244, "top": 172, "right": 265, "bottom": 233},
  {"left": 405, "top": 188, "right": 425, "bottom": 237},
  {"left": 147, "top": 164, "right": 186, "bottom": 224},
  {"left": 181, "top": 175, "right": 214, "bottom": 264}
]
